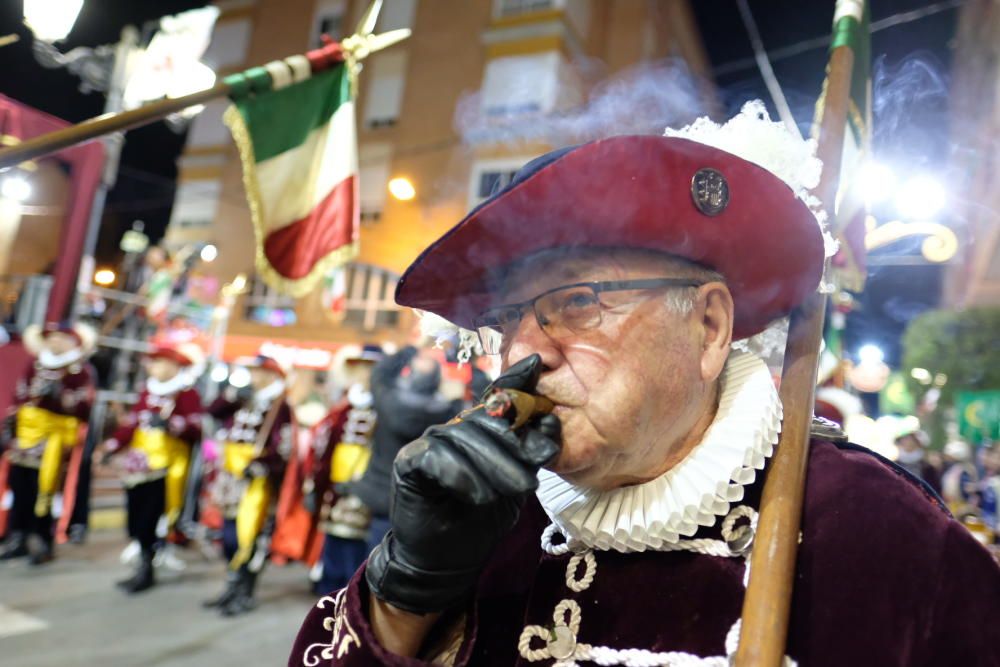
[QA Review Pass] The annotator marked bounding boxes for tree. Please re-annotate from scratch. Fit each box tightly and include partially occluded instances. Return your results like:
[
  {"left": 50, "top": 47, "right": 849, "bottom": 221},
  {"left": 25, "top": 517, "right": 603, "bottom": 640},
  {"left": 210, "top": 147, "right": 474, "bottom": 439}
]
[{"left": 902, "top": 307, "right": 1000, "bottom": 404}]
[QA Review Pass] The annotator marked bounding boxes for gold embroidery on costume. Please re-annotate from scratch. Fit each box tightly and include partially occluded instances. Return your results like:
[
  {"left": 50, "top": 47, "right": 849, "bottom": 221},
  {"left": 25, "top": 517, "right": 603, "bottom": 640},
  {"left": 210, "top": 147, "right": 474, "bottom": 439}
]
[{"left": 303, "top": 590, "right": 360, "bottom": 665}]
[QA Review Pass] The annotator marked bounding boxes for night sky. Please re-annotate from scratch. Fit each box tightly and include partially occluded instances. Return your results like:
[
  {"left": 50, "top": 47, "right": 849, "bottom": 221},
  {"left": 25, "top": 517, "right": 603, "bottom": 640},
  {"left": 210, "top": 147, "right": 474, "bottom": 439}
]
[{"left": 0, "top": 0, "right": 960, "bottom": 369}]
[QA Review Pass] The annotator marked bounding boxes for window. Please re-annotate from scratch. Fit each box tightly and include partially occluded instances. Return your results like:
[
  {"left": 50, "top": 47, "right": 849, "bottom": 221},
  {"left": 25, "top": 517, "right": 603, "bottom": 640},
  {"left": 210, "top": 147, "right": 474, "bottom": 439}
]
[
  {"left": 480, "top": 51, "right": 579, "bottom": 117},
  {"left": 170, "top": 180, "right": 221, "bottom": 231},
  {"left": 342, "top": 263, "right": 401, "bottom": 331},
  {"left": 312, "top": 0, "right": 347, "bottom": 46},
  {"left": 202, "top": 18, "right": 251, "bottom": 70},
  {"left": 477, "top": 170, "right": 518, "bottom": 200},
  {"left": 468, "top": 157, "right": 533, "bottom": 208},
  {"left": 363, "top": 50, "right": 408, "bottom": 128},
  {"left": 359, "top": 144, "right": 392, "bottom": 222},
  {"left": 243, "top": 275, "right": 297, "bottom": 327},
  {"left": 494, "top": 0, "right": 555, "bottom": 18},
  {"left": 377, "top": 0, "right": 418, "bottom": 32}
]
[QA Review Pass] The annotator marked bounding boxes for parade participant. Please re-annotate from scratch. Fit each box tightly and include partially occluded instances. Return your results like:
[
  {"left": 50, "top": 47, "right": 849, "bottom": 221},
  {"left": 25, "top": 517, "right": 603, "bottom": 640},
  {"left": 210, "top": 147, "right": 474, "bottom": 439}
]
[
  {"left": 202, "top": 355, "right": 292, "bottom": 617},
  {"left": 311, "top": 344, "right": 382, "bottom": 594},
  {"left": 290, "top": 104, "right": 1000, "bottom": 666},
  {"left": 894, "top": 426, "right": 941, "bottom": 494},
  {"left": 350, "top": 345, "right": 464, "bottom": 555},
  {"left": 941, "top": 438, "right": 980, "bottom": 512},
  {"left": 0, "top": 322, "right": 96, "bottom": 565},
  {"left": 101, "top": 342, "right": 203, "bottom": 593}
]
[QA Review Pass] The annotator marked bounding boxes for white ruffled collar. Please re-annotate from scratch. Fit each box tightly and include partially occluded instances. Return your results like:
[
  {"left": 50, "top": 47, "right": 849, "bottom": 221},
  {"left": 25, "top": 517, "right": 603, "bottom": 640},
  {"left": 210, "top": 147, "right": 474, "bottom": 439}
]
[
  {"left": 536, "top": 350, "right": 782, "bottom": 553},
  {"left": 39, "top": 348, "right": 85, "bottom": 370},
  {"left": 253, "top": 379, "right": 286, "bottom": 407},
  {"left": 147, "top": 372, "right": 193, "bottom": 396}
]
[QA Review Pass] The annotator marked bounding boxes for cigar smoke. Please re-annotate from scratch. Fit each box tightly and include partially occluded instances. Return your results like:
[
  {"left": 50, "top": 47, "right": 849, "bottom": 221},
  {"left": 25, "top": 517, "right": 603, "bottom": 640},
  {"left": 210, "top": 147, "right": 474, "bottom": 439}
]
[{"left": 454, "top": 58, "right": 710, "bottom": 148}]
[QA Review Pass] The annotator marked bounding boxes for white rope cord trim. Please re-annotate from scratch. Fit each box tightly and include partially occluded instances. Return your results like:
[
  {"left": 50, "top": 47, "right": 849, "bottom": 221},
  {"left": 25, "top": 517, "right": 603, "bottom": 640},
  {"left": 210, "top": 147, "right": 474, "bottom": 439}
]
[
  {"left": 566, "top": 551, "right": 597, "bottom": 592},
  {"left": 542, "top": 522, "right": 587, "bottom": 555},
  {"left": 519, "top": 506, "right": 801, "bottom": 667}
]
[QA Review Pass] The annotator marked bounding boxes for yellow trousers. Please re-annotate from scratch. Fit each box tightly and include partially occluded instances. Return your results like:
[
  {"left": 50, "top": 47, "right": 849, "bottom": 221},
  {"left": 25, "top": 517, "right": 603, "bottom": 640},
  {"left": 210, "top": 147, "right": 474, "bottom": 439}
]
[
  {"left": 132, "top": 429, "right": 190, "bottom": 529},
  {"left": 222, "top": 441, "right": 271, "bottom": 569},
  {"left": 16, "top": 406, "right": 79, "bottom": 517}
]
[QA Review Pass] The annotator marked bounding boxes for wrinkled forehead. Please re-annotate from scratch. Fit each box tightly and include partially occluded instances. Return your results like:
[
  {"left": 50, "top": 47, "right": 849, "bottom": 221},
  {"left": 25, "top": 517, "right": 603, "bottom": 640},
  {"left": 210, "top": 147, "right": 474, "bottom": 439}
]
[{"left": 490, "top": 247, "right": 689, "bottom": 303}]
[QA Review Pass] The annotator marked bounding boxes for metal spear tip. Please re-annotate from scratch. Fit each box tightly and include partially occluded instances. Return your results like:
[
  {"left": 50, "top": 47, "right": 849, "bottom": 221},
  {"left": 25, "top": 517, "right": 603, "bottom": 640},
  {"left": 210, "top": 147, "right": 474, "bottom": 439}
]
[
  {"left": 354, "top": 0, "right": 384, "bottom": 38},
  {"left": 366, "top": 29, "right": 411, "bottom": 54},
  {"left": 342, "top": 28, "right": 410, "bottom": 62}
]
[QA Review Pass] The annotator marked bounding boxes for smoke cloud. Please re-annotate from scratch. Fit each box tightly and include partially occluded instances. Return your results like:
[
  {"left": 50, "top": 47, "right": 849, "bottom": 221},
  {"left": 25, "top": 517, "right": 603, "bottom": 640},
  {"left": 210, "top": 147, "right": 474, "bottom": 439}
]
[{"left": 453, "top": 58, "right": 710, "bottom": 148}]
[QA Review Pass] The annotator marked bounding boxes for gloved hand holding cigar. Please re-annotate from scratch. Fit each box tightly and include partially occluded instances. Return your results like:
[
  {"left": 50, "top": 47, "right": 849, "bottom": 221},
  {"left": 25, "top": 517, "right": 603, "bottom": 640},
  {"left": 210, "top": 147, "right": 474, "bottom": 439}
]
[{"left": 366, "top": 353, "right": 560, "bottom": 614}]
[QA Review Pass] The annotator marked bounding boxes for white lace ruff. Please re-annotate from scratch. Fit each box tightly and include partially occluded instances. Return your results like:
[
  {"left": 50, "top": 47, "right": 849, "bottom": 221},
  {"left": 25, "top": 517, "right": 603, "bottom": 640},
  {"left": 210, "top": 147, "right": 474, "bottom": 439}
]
[{"left": 536, "top": 350, "right": 781, "bottom": 552}]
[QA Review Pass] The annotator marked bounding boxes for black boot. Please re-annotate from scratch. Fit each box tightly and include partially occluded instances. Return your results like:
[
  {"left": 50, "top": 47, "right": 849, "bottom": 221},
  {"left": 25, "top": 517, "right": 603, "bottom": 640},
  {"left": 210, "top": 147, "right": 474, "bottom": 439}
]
[
  {"left": 0, "top": 532, "right": 28, "bottom": 560},
  {"left": 123, "top": 550, "right": 156, "bottom": 594},
  {"left": 27, "top": 536, "right": 54, "bottom": 566},
  {"left": 202, "top": 571, "right": 239, "bottom": 609},
  {"left": 220, "top": 569, "right": 258, "bottom": 617}
]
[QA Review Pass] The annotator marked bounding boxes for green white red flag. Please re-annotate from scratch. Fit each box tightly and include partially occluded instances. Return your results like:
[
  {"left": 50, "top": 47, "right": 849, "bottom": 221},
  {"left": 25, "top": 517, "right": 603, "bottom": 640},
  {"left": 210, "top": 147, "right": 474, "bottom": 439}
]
[{"left": 225, "top": 61, "right": 359, "bottom": 296}]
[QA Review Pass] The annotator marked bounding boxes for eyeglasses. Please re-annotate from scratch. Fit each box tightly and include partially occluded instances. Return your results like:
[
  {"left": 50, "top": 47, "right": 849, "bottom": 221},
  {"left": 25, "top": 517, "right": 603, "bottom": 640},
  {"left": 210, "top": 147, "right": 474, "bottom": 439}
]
[{"left": 474, "top": 278, "right": 705, "bottom": 356}]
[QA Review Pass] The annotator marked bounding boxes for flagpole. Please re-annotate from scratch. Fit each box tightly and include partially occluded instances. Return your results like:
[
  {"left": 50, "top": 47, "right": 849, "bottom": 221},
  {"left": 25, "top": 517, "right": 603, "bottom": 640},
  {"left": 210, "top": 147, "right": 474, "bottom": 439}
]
[
  {"left": 0, "top": 45, "right": 348, "bottom": 172},
  {"left": 733, "top": 2, "right": 863, "bottom": 666}
]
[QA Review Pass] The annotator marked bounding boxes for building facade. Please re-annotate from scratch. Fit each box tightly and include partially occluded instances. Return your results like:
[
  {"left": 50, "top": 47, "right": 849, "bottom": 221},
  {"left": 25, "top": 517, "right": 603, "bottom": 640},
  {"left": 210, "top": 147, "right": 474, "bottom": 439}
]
[{"left": 164, "top": 0, "right": 715, "bottom": 356}]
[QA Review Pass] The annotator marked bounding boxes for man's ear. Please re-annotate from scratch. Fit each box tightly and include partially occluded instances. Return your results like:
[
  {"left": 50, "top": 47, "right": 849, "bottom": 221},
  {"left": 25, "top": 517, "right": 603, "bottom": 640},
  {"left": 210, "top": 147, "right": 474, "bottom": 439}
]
[{"left": 696, "top": 283, "right": 734, "bottom": 383}]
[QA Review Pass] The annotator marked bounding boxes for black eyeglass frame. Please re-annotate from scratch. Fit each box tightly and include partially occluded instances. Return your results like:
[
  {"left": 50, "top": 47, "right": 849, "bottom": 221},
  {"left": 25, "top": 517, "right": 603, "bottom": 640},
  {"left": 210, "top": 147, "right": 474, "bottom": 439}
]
[{"left": 474, "top": 277, "right": 707, "bottom": 354}]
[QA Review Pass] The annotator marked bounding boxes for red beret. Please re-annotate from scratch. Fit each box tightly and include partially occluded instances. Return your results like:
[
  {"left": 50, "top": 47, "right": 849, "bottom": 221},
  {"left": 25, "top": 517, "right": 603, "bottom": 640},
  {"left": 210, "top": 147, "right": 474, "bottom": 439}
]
[
  {"left": 395, "top": 135, "right": 825, "bottom": 340},
  {"left": 235, "top": 355, "right": 287, "bottom": 377},
  {"left": 147, "top": 344, "right": 196, "bottom": 367}
]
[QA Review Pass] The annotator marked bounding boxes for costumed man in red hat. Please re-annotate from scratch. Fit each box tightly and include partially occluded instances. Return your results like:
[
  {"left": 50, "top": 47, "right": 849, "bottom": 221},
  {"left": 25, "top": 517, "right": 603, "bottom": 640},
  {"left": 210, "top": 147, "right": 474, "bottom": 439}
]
[
  {"left": 309, "top": 344, "right": 382, "bottom": 595},
  {"left": 202, "top": 355, "right": 292, "bottom": 616},
  {"left": 0, "top": 323, "right": 96, "bottom": 565},
  {"left": 289, "top": 103, "right": 1000, "bottom": 666},
  {"left": 101, "top": 342, "right": 204, "bottom": 593}
]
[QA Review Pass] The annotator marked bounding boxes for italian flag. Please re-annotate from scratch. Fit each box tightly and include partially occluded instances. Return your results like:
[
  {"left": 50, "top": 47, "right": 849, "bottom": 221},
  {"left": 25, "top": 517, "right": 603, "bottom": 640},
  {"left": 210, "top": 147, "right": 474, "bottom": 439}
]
[{"left": 225, "top": 62, "right": 359, "bottom": 296}]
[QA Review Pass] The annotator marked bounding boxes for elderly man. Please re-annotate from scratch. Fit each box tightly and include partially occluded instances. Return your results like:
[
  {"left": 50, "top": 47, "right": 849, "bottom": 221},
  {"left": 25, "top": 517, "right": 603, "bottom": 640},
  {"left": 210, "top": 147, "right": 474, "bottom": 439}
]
[{"left": 290, "top": 108, "right": 1000, "bottom": 666}]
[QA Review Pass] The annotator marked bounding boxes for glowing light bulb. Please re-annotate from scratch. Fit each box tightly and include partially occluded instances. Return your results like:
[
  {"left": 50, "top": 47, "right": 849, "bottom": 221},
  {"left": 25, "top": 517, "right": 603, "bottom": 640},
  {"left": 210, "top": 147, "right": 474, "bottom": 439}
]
[
  {"left": 93, "top": 268, "right": 116, "bottom": 286},
  {"left": 858, "top": 344, "right": 884, "bottom": 365},
  {"left": 388, "top": 177, "right": 416, "bottom": 201},
  {"left": 895, "top": 175, "right": 946, "bottom": 221}
]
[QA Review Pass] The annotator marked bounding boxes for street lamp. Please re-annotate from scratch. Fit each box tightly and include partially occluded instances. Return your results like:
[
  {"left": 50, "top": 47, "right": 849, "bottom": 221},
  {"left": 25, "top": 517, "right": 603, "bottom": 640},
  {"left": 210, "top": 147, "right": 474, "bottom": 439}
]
[
  {"left": 894, "top": 174, "right": 946, "bottom": 221},
  {"left": 93, "top": 268, "right": 116, "bottom": 286},
  {"left": 23, "top": 0, "right": 83, "bottom": 43},
  {"left": 388, "top": 177, "right": 416, "bottom": 201}
]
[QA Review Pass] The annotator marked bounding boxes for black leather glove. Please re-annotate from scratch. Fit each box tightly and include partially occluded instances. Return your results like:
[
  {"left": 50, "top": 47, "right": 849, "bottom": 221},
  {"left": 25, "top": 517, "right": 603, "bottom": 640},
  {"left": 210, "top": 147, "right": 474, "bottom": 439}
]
[{"left": 366, "top": 354, "right": 560, "bottom": 614}]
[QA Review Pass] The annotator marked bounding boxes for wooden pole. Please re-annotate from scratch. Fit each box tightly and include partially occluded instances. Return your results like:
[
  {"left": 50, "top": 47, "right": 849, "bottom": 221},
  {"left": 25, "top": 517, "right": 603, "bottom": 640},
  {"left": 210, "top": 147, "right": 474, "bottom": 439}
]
[
  {"left": 733, "top": 26, "right": 858, "bottom": 667},
  {"left": 0, "top": 81, "right": 232, "bottom": 171}
]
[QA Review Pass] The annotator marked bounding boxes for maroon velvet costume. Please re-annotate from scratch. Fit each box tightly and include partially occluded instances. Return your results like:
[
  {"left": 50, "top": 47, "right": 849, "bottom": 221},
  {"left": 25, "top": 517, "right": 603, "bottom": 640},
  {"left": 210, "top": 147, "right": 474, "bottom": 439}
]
[{"left": 289, "top": 438, "right": 1000, "bottom": 666}]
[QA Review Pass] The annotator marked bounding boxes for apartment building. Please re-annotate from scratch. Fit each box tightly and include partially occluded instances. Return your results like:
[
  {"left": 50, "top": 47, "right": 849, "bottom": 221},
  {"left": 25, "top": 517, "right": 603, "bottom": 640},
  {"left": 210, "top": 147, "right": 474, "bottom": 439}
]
[{"left": 164, "top": 0, "right": 715, "bottom": 360}]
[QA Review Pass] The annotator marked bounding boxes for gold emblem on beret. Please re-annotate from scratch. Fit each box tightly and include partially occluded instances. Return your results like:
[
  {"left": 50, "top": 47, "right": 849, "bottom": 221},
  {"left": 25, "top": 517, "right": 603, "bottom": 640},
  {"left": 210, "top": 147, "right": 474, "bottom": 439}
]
[{"left": 691, "top": 168, "right": 729, "bottom": 216}]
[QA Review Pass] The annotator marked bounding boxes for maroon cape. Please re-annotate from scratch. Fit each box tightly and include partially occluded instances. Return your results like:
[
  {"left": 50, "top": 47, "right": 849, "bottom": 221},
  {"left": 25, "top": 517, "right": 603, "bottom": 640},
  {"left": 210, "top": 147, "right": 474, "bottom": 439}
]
[{"left": 289, "top": 439, "right": 1000, "bottom": 666}]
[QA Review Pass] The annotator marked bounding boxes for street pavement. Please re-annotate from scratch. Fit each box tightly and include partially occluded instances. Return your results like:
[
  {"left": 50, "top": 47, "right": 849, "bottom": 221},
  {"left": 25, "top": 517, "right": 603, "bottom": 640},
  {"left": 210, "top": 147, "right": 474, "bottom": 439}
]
[{"left": 0, "top": 529, "right": 320, "bottom": 666}]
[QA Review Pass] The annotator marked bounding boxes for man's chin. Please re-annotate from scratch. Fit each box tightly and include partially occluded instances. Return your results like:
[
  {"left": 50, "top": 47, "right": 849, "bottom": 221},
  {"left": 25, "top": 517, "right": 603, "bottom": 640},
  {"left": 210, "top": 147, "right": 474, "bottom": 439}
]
[{"left": 544, "top": 450, "right": 603, "bottom": 488}]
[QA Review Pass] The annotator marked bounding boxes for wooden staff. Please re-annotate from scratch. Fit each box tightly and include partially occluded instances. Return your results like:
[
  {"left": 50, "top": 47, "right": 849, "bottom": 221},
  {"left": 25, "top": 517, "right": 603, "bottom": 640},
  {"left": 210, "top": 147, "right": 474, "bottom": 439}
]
[{"left": 733, "top": 4, "right": 862, "bottom": 666}]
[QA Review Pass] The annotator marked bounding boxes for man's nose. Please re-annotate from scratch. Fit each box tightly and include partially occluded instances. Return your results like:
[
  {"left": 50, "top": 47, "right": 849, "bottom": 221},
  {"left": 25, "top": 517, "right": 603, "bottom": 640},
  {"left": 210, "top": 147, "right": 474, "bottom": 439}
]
[{"left": 503, "top": 312, "right": 563, "bottom": 372}]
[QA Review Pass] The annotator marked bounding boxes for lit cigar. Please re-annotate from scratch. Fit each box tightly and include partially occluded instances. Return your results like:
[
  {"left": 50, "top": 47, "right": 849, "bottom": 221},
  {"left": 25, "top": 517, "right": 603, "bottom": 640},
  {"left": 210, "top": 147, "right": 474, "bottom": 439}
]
[{"left": 483, "top": 388, "right": 555, "bottom": 430}]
